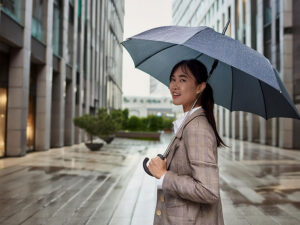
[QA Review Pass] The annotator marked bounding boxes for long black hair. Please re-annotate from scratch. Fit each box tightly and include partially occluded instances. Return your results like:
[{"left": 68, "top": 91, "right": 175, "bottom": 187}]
[{"left": 169, "top": 59, "right": 227, "bottom": 148}]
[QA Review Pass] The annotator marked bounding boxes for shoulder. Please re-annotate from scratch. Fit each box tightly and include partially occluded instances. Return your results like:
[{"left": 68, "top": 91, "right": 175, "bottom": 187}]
[
  {"left": 186, "top": 115, "right": 214, "bottom": 134},
  {"left": 183, "top": 115, "right": 218, "bottom": 162},
  {"left": 183, "top": 115, "right": 217, "bottom": 145}
]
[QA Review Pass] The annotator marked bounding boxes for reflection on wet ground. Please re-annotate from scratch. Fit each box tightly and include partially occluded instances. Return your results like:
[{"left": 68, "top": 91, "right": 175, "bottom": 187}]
[
  {"left": 219, "top": 137, "right": 300, "bottom": 224},
  {"left": 0, "top": 138, "right": 160, "bottom": 225},
  {"left": 0, "top": 134, "right": 300, "bottom": 225}
]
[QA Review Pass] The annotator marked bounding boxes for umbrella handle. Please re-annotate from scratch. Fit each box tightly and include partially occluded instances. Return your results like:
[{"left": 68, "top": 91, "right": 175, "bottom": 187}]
[{"left": 143, "top": 154, "right": 165, "bottom": 176}]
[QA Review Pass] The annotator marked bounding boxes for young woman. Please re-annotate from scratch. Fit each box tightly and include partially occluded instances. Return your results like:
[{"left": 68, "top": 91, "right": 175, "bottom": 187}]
[{"left": 148, "top": 59, "right": 226, "bottom": 225}]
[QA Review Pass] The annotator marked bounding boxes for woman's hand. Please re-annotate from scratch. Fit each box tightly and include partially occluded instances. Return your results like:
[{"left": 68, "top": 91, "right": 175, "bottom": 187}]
[{"left": 148, "top": 156, "right": 167, "bottom": 179}]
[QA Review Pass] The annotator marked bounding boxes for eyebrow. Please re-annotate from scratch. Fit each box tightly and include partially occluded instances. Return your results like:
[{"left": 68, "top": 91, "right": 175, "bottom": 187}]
[{"left": 170, "top": 74, "right": 188, "bottom": 79}]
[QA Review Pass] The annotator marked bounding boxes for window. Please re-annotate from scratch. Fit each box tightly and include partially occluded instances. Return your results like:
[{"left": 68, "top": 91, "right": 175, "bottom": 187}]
[
  {"left": 275, "top": 0, "right": 280, "bottom": 71},
  {"left": 0, "top": 0, "right": 23, "bottom": 23},
  {"left": 52, "top": 0, "right": 62, "bottom": 56},
  {"left": 67, "top": 2, "right": 74, "bottom": 64},
  {"left": 263, "top": 0, "right": 272, "bottom": 60},
  {"left": 32, "top": 0, "right": 44, "bottom": 41},
  {"left": 242, "top": 0, "right": 246, "bottom": 43},
  {"left": 251, "top": 0, "right": 257, "bottom": 50}
]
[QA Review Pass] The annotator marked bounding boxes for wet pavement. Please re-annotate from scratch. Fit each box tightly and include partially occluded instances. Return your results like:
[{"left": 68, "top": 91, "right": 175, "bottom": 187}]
[
  {"left": 0, "top": 134, "right": 300, "bottom": 224},
  {"left": 219, "top": 138, "right": 300, "bottom": 225}
]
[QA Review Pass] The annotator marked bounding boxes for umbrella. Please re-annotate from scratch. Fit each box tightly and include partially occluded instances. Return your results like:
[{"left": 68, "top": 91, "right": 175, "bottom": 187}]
[{"left": 121, "top": 23, "right": 300, "bottom": 176}]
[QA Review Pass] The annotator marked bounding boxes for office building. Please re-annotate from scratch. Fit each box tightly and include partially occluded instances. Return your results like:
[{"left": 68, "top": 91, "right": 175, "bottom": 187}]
[{"left": 0, "top": 0, "right": 124, "bottom": 157}]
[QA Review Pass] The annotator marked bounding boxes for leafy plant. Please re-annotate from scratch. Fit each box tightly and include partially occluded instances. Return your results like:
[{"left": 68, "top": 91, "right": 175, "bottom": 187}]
[
  {"left": 123, "top": 112, "right": 175, "bottom": 132},
  {"left": 73, "top": 108, "right": 123, "bottom": 143},
  {"left": 162, "top": 117, "right": 174, "bottom": 131},
  {"left": 73, "top": 114, "right": 99, "bottom": 143}
]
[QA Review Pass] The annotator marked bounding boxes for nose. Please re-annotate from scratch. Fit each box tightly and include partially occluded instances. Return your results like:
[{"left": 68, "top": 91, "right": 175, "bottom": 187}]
[{"left": 170, "top": 80, "right": 179, "bottom": 90}]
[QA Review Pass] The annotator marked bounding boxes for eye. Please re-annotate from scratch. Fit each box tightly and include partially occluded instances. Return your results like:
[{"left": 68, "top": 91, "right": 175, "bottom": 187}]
[{"left": 180, "top": 79, "right": 186, "bottom": 82}]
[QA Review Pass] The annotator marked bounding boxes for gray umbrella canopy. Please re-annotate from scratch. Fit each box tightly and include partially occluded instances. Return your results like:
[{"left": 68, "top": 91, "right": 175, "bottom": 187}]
[{"left": 121, "top": 26, "right": 300, "bottom": 120}]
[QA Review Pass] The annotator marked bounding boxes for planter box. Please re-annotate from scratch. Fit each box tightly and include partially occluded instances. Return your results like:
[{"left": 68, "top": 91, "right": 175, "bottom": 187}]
[
  {"left": 115, "top": 131, "right": 161, "bottom": 141},
  {"left": 85, "top": 143, "right": 104, "bottom": 151},
  {"left": 103, "top": 135, "right": 115, "bottom": 144}
]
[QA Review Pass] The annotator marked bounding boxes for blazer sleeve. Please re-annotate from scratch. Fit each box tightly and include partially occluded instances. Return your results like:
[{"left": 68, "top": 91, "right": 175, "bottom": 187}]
[{"left": 162, "top": 119, "right": 220, "bottom": 204}]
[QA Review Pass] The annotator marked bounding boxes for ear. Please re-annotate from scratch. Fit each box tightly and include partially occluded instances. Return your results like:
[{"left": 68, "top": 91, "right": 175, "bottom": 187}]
[{"left": 196, "top": 82, "right": 206, "bottom": 94}]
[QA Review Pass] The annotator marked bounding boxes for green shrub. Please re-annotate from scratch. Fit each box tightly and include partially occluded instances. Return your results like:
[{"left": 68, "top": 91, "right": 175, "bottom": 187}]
[
  {"left": 124, "top": 114, "right": 175, "bottom": 132},
  {"left": 73, "top": 114, "right": 100, "bottom": 143},
  {"left": 110, "top": 109, "right": 124, "bottom": 131},
  {"left": 162, "top": 117, "right": 174, "bottom": 130},
  {"left": 121, "top": 108, "right": 129, "bottom": 129},
  {"left": 127, "top": 116, "right": 144, "bottom": 131},
  {"left": 73, "top": 107, "right": 123, "bottom": 142},
  {"left": 147, "top": 115, "right": 164, "bottom": 131}
]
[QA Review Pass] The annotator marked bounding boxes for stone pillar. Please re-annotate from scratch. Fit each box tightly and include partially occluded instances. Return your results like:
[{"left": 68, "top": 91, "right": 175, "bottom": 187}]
[
  {"left": 218, "top": 106, "right": 224, "bottom": 136},
  {"left": 6, "top": 0, "right": 32, "bottom": 156},
  {"left": 225, "top": 0, "right": 236, "bottom": 139},
  {"left": 279, "top": 0, "right": 294, "bottom": 148},
  {"left": 90, "top": 0, "right": 96, "bottom": 110},
  {"left": 99, "top": 0, "right": 105, "bottom": 108},
  {"left": 85, "top": 0, "right": 91, "bottom": 115},
  {"left": 75, "top": 0, "right": 85, "bottom": 144},
  {"left": 269, "top": 0, "right": 278, "bottom": 146},
  {"left": 102, "top": 0, "right": 109, "bottom": 108},
  {"left": 96, "top": 0, "right": 101, "bottom": 108},
  {"left": 256, "top": 0, "right": 267, "bottom": 144},
  {"left": 64, "top": 0, "right": 78, "bottom": 146},
  {"left": 292, "top": 0, "right": 300, "bottom": 149},
  {"left": 35, "top": 0, "right": 53, "bottom": 151},
  {"left": 225, "top": 109, "right": 231, "bottom": 138},
  {"left": 214, "top": 106, "right": 219, "bottom": 131}
]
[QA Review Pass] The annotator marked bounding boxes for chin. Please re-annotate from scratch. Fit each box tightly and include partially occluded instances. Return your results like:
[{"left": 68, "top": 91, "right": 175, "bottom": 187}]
[{"left": 171, "top": 99, "right": 182, "bottom": 105}]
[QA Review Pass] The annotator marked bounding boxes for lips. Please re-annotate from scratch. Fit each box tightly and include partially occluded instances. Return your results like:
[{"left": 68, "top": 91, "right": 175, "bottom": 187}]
[{"left": 172, "top": 92, "right": 181, "bottom": 98}]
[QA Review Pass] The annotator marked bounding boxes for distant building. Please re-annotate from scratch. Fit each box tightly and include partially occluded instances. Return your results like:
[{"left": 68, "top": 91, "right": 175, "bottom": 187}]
[
  {"left": 122, "top": 96, "right": 181, "bottom": 118},
  {"left": 149, "top": 77, "right": 171, "bottom": 97},
  {"left": 172, "top": 0, "right": 300, "bottom": 149},
  {"left": 0, "top": 0, "right": 124, "bottom": 157}
]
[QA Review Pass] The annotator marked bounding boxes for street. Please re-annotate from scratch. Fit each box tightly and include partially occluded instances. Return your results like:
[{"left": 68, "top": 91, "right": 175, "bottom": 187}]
[{"left": 0, "top": 134, "right": 300, "bottom": 225}]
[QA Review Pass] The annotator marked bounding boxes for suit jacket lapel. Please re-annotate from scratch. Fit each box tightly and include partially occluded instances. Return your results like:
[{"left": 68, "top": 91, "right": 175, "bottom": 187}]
[{"left": 166, "top": 107, "right": 206, "bottom": 170}]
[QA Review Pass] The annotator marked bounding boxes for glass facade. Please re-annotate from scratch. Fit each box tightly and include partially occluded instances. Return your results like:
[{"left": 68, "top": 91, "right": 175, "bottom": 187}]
[
  {"left": 275, "top": 0, "right": 280, "bottom": 72},
  {"left": 0, "top": 52, "right": 8, "bottom": 157},
  {"left": 67, "top": 1, "right": 74, "bottom": 64},
  {"left": 263, "top": 0, "right": 272, "bottom": 60},
  {"left": 0, "top": 0, "right": 23, "bottom": 24},
  {"left": 0, "top": 88, "right": 7, "bottom": 157},
  {"left": 32, "top": 0, "right": 44, "bottom": 42},
  {"left": 52, "top": 0, "right": 62, "bottom": 56},
  {"left": 26, "top": 94, "right": 35, "bottom": 151}
]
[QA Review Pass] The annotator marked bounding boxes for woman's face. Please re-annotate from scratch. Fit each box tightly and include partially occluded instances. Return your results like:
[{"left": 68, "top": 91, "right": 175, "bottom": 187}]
[{"left": 169, "top": 65, "right": 204, "bottom": 111}]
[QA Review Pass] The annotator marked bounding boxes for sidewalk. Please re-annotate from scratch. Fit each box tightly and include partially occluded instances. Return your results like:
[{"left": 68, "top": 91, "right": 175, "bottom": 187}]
[
  {"left": 110, "top": 135, "right": 300, "bottom": 225},
  {"left": 109, "top": 140, "right": 164, "bottom": 225},
  {"left": 0, "top": 134, "right": 300, "bottom": 224}
]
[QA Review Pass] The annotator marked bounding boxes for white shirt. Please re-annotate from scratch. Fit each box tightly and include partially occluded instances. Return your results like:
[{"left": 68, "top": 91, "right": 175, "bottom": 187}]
[{"left": 157, "top": 106, "right": 202, "bottom": 189}]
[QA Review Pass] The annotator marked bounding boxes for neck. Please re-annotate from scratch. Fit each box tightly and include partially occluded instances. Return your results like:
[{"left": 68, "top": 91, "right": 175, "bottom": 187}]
[{"left": 183, "top": 103, "right": 201, "bottom": 113}]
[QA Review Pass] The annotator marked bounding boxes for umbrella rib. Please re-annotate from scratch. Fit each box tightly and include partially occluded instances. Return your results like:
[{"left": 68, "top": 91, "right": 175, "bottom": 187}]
[
  {"left": 135, "top": 27, "right": 210, "bottom": 68},
  {"left": 258, "top": 80, "right": 268, "bottom": 119},
  {"left": 194, "top": 52, "right": 204, "bottom": 59},
  {"left": 135, "top": 43, "right": 178, "bottom": 67}
]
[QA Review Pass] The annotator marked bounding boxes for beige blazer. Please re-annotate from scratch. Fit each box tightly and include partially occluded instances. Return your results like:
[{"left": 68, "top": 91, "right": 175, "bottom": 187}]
[{"left": 153, "top": 107, "right": 224, "bottom": 225}]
